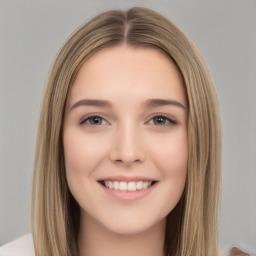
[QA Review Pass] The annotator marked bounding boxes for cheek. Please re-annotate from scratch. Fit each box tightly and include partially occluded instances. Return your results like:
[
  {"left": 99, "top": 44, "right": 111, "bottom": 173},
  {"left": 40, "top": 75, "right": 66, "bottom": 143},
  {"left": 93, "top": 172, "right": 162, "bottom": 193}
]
[
  {"left": 63, "top": 129, "right": 107, "bottom": 183},
  {"left": 148, "top": 129, "right": 188, "bottom": 210},
  {"left": 150, "top": 129, "right": 188, "bottom": 177},
  {"left": 136, "top": 129, "right": 187, "bottom": 221}
]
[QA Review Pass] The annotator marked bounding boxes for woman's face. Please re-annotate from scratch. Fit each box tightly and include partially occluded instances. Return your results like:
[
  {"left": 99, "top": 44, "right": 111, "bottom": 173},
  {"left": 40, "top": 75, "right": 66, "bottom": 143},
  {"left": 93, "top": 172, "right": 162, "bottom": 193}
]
[{"left": 63, "top": 45, "right": 187, "bottom": 235}]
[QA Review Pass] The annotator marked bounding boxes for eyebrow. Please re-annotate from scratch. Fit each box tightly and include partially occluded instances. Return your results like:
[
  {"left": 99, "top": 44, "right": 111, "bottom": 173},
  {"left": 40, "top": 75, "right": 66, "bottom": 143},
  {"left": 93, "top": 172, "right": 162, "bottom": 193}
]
[
  {"left": 70, "top": 98, "right": 186, "bottom": 111},
  {"left": 70, "top": 99, "right": 112, "bottom": 111},
  {"left": 142, "top": 98, "right": 186, "bottom": 109}
]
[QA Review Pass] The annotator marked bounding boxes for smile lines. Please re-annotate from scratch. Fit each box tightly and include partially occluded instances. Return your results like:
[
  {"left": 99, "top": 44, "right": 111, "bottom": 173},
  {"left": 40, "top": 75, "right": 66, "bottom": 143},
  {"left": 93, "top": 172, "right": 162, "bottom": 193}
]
[{"left": 100, "top": 180, "right": 155, "bottom": 191}]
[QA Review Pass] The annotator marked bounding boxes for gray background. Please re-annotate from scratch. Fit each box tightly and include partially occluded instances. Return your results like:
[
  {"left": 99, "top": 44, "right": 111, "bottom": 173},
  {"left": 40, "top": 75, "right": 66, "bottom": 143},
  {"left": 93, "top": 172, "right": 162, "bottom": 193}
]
[{"left": 0, "top": 0, "right": 255, "bottom": 253}]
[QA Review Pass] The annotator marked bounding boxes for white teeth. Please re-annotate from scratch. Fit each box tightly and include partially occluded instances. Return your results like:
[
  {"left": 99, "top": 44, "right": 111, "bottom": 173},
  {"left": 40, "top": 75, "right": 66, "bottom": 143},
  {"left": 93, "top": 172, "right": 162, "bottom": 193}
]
[
  {"left": 108, "top": 181, "right": 113, "bottom": 189},
  {"left": 119, "top": 181, "right": 127, "bottom": 191},
  {"left": 113, "top": 181, "right": 119, "bottom": 190},
  {"left": 136, "top": 181, "right": 143, "bottom": 190},
  {"left": 103, "top": 180, "right": 154, "bottom": 191},
  {"left": 143, "top": 181, "right": 149, "bottom": 189},
  {"left": 127, "top": 182, "right": 136, "bottom": 191}
]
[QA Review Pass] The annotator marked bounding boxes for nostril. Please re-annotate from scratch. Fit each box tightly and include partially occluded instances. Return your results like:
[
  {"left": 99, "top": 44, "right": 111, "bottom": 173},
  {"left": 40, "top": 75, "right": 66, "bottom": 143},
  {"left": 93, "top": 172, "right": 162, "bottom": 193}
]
[
  {"left": 109, "top": 140, "right": 146, "bottom": 165},
  {"left": 112, "top": 158, "right": 142, "bottom": 166}
]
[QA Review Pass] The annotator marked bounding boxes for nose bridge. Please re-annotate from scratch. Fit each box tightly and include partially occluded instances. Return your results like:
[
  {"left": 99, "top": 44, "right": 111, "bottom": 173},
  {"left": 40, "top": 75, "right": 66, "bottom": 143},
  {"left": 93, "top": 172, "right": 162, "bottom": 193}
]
[{"left": 109, "top": 121, "right": 145, "bottom": 165}]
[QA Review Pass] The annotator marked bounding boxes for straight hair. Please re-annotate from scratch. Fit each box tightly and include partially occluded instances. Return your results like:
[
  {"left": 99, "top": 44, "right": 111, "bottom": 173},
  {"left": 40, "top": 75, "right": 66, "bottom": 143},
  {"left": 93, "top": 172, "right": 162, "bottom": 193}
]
[{"left": 31, "top": 7, "right": 222, "bottom": 256}]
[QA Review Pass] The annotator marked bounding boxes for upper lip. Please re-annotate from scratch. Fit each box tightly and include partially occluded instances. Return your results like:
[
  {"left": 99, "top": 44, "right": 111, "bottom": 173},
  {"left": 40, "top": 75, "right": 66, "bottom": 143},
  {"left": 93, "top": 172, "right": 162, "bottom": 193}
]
[{"left": 97, "top": 176, "right": 157, "bottom": 182}]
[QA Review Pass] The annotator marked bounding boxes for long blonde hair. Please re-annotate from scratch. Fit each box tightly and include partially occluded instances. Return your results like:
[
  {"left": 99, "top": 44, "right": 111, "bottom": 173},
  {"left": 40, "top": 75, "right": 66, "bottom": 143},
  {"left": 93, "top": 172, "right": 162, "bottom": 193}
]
[{"left": 31, "top": 7, "right": 222, "bottom": 256}]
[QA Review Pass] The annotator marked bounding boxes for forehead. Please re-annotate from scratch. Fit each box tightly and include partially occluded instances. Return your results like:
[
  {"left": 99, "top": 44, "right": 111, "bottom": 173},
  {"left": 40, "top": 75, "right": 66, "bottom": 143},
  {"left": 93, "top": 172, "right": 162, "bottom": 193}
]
[{"left": 68, "top": 45, "right": 186, "bottom": 107}]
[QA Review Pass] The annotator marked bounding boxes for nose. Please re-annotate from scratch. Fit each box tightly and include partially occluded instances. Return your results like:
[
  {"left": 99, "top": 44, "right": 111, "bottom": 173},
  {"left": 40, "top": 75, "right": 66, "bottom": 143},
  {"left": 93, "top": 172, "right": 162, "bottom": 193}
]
[{"left": 109, "top": 125, "right": 145, "bottom": 166}]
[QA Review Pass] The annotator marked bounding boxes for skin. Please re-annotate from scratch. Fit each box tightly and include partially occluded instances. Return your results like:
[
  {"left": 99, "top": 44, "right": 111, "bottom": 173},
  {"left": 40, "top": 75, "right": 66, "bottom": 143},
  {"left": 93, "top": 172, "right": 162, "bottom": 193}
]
[{"left": 63, "top": 45, "right": 188, "bottom": 256}]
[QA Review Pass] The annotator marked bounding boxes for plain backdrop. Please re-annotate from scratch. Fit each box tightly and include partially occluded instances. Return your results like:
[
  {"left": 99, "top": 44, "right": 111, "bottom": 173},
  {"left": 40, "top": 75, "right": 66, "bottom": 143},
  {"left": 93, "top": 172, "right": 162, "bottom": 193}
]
[{"left": 0, "top": 0, "right": 256, "bottom": 253}]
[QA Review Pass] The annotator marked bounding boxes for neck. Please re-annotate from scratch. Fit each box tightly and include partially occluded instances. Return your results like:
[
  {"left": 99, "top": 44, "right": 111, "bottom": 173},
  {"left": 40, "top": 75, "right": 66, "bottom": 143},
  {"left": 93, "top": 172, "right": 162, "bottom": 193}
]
[{"left": 78, "top": 212, "right": 166, "bottom": 256}]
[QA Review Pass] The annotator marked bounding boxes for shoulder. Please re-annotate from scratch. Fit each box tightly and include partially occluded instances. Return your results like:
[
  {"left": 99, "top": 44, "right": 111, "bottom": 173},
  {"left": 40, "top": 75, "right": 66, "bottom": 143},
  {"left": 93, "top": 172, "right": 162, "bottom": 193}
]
[{"left": 0, "top": 234, "right": 35, "bottom": 256}]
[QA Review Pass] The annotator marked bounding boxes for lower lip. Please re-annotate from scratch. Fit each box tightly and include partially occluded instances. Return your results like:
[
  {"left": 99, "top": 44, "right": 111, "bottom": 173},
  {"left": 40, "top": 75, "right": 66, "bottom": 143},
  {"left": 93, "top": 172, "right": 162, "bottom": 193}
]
[{"left": 98, "top": 182, "right": 157, "bottom": 201}]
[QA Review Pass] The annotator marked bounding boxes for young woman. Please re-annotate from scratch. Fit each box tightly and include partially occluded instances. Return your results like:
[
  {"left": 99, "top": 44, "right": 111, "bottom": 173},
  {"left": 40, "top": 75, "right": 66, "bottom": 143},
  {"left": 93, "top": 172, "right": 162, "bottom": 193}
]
[
  {"left": 29, "top": 7, "right": 222, "bottom": 256},
  {"left": 1, "top": 7, "right": 247, "bottom": 256}
]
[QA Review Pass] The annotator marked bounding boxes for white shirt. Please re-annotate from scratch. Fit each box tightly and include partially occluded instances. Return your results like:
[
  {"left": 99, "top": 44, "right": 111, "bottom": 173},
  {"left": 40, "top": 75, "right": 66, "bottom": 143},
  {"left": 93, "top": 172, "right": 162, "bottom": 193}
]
[
  {"left": 0, "top": 234, "right": 34, "bottom": 256},
  {"left": 1, "top": 234, "right": 254, "bottom": 256}
]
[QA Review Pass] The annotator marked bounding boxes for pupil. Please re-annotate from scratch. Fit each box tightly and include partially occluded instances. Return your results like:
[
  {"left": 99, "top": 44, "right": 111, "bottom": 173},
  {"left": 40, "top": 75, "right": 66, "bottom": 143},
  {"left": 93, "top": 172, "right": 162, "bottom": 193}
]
[
  {"left": 154, "top": 116, "right": 165, "bottom": 124},
  {"left": 91, "top": 117, "right": 101, "bottom": 124}
]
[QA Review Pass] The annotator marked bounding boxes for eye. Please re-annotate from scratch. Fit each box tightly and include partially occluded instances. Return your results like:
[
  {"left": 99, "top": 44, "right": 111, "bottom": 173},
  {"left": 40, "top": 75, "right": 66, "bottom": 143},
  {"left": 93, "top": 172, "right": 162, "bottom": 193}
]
[
  {"left": 148, "top": 115, "right": 177, "bottom": 126},
  {"left": 80, "top": 115, "right": 108, "bottom": 126}
]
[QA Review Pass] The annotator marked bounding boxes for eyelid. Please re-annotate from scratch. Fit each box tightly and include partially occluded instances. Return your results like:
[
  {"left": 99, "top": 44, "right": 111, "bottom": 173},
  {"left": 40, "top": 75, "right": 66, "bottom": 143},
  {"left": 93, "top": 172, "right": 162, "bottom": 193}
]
[
  {"left": 145, "top": 113, "right": 178, "bottom": 125},
  {"left": 79, "top": 112, "right": 178, "bottom": 126},
  {"left": 79, "top": 113, "right": 110, "bottom": 125}
]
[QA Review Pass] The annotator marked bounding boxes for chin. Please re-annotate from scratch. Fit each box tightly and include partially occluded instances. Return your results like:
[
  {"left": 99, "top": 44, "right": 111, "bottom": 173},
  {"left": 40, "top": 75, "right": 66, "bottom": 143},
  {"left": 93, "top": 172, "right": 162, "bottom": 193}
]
[{"left": 96, "top": 212, "right": 167, "bottom": 236}]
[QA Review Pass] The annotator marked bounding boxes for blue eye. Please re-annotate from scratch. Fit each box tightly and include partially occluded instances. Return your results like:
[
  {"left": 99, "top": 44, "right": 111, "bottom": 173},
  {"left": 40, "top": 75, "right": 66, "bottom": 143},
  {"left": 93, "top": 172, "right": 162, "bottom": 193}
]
[
  {"left": 81, "top": 115, "right": 108, "bottom": 126},
  {"left": 149, "top": 115, "right": 177, "bottom": 126}
]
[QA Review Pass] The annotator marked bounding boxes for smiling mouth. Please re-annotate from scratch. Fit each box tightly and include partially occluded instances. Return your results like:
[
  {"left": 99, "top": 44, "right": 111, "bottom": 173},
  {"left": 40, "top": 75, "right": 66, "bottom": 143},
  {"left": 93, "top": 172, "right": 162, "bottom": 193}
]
[{"left": 98, "top": 180, "right": 157, "bottom": 191}]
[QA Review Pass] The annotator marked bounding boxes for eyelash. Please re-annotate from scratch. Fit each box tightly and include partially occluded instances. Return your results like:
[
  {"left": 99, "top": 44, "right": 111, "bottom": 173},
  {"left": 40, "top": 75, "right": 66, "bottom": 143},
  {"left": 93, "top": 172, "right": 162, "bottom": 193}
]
[
  {"left": 80, "top": 114, "right": 177, "bottom": 127},
  {"left": 147, "top": 115, "right": 177, "bottom": 126},
  {"left": 80, "top": 114, "right": 108, "bottom": 126}
]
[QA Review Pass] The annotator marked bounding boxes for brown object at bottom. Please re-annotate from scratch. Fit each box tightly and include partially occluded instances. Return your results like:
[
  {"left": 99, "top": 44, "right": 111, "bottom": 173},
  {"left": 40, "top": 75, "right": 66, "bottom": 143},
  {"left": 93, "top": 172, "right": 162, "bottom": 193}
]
[{"left": 230, "top": 247, "right": 250, "bottom": 256}]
